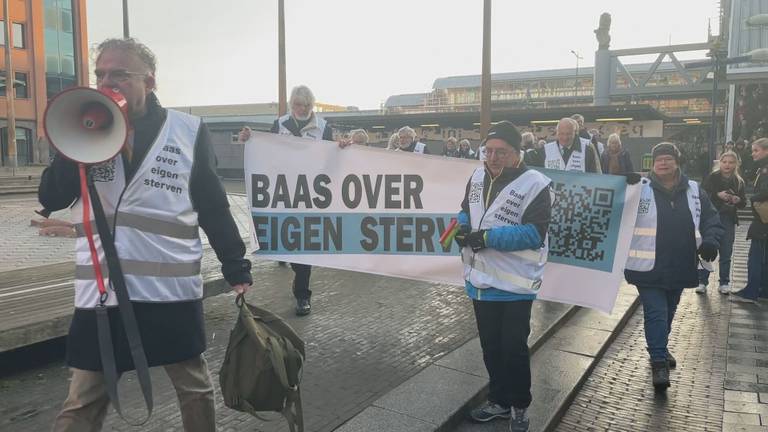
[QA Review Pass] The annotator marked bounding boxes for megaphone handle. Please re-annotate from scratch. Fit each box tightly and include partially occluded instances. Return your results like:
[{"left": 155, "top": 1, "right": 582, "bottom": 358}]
[{"left": 78, "top": 164, "right": 108, "bottom": 303}]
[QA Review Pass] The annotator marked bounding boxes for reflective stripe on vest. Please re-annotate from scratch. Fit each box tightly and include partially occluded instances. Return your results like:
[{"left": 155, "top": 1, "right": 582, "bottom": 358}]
[
  {"left": 464, "top": 167, "right": 551, "bottom": 295},
  {"left": 277, "top": 113, "right": 327, "bottom": 140},
  {"left": 625, "top": 178, "right": 706, "bottom": 272},
  {"left": 543, "top": 141, "right": 586, "bottom": 172},
  {"left": 71, "top": 110, "right": 203, "bottom": 308}
]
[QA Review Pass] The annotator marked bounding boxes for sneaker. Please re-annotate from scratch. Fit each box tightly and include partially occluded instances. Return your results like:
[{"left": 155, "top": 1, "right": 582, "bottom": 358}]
[
  {"left": 666, "top": 351, "right": 677, "bottom": 369},
  {"left": 295, "top": 298, "right": 311, "bottom": 316},
  {"left": 651, "top": 360, "right": 670, "bottom": 391},
  {"left": 695, "top": 284, "right": 707, "bottom": 294},
  {"left": 719, "top": 284, "right": 731, "bottom": 294},
  {"left": 469, "top": 401, "right": 510, "bottom": 422},
  {"left": 509, "top": 407, "right": 530, "bottom": 432}
]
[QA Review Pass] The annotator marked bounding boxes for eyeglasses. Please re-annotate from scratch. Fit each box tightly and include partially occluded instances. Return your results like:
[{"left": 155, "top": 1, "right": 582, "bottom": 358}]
[
  {"left": 94, "top": 69, "right": 147, "bottom": 83},
  {"left": 484, "top": 148, "right": 511, "bottom": 158}
]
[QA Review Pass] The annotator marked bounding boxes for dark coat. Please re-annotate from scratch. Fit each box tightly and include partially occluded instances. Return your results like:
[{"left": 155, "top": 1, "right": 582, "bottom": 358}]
[
  {"left": 600, "top": 150, "right": 635, "bottom": 175},
  {"left": 701, "top": 171, "right": 747, "bottom": 225},
  {"left": 748, "top": 157, "right": 768, "bottom": 240},
  {"left": 625, "top": 173, "right": 724, "bottom": 290}
]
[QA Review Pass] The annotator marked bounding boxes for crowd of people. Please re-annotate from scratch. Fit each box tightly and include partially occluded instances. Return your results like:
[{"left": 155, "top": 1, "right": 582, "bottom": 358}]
[{"left": 36, "top": 37, "right": 768, "bottom": 432}]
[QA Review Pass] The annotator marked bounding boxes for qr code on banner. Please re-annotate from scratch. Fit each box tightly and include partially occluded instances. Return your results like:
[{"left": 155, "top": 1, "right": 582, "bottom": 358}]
[{"left": 547, "top": 181, "right": 618, "bottom": 271}]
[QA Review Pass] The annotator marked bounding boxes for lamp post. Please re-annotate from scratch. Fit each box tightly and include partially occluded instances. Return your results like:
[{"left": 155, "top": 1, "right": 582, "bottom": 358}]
[
  {"left": 122, "top": 0, "right": 129, "bottom": 38},
  {"left": 570, "top": 49, "right": 583, "bottom": 96},
  {"left": 278, "top": 0, "right": 286, "bottom": 116},
  {"left": 685, "top": 47, "right": 768, "bottom": 172},
  {"left": 480, "top": 0, "right": 491, "bottom": 137},
  {"left": 3, "top": 0, "right": 16, "bottom": 173}
]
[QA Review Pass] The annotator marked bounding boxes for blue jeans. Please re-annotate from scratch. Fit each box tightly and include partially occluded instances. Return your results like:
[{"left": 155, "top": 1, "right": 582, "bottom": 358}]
[
  {"left": 698, "top": 214, "right": 736, "bottom": 285},
  {"left": 637, "top": 286, "right": 684, "bottom": 362},
  {"left": 735, "top": 239, "right": 768, "bottom": 300}
]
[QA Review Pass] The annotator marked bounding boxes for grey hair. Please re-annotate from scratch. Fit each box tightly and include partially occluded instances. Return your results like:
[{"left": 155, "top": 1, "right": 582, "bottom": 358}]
[
  {"left": 459, "top": 139, "right": 471, "bottom": 148},
  {"left": 607, "top": 133, "right": 621, "bottom": 148},
  {"left": 398, "top": 126, "right": 416, "bottom": 139},
  {"left": 387, "top": 133, "right": 400, "bottom": 150},
  {"left": 290, "top": 85, "right": 315, "bottom": 107},
  {"left": 556, "top": 118, "right": 577, "bottom": 134},
  {"left": 754, "top": 137, "right": 768, "bottom": 150},
  {"left": 350, "top": 129, "right": 369, "bottom": 144},
  {"left": 521, "top": 132, "right": 536, "bottom": 148},
  {"left": 446, "top": 136, "right": 458, "bottom": 144},
  {"left": 570, "top": 113, "right": 585, "bottom": 125},
  {"left": 94, "top": 38, "right": 157, "bottom": 74}
]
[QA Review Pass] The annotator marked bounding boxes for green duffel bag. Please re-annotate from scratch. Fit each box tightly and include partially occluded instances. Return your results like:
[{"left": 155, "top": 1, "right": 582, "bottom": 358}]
[{"left": 219, "top": 295, "right": 306, "bottom": 432}]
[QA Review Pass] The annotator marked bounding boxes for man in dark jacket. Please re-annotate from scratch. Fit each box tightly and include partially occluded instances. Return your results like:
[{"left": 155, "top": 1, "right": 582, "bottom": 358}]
[
  {"left": 43, "top": 38, "right": 252, "bottom": 432},
  {"left": 240, "top": 85, "right": 335, "bottom": 316},
  {"left": 733, "top": 138, "right": 768, "bottom": 301}
]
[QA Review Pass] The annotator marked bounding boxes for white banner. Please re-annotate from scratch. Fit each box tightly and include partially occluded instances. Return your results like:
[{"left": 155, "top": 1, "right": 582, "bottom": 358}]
[{"left": 245, "top": 133, "right": 641, "bottom": 314}]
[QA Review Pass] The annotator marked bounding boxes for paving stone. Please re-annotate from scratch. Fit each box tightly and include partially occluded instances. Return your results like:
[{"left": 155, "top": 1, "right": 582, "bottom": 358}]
[
  {"left": 334, "top": 406, "right": 434, "bottom": 432},
  {"left": 722, "top": 424, "right": 768, "bottom": 432},
  {"left": 725, "top": 400, "right": 768, "bottom": 415},
  {"left": 723, "top": 412, "right": 761, "bottom": 425},
  {"left": 727, "top": 390, "right": 762, "bottom": 403}
]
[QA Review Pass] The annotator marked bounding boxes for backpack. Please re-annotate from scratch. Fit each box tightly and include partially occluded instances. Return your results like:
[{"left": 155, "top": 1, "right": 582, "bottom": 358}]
[{"left": 219, "top": 296, "right": 306, "bottom": 432}]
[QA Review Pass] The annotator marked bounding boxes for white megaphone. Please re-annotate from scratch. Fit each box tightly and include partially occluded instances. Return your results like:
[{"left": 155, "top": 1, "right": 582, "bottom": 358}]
[{"left": 44, "top": 86, "right": 129, "bottom": 164}]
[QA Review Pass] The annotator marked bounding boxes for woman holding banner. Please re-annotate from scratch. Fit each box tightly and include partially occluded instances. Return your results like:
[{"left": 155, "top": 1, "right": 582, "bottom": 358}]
[
  {"left": 455, "top": 121, "right": 552, "bottom": 432},
  {"left": 625, "top": 142, "right": 723, "bottom": 392}
]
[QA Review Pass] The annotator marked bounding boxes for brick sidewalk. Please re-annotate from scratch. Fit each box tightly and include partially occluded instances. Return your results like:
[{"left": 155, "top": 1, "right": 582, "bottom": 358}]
[{"left": 555, "top": 224, "right": 768, "bottom": 432}]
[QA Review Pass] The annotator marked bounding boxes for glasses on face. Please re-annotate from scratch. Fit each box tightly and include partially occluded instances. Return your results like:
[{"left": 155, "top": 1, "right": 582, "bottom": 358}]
[
  {"left": 484, "top": 148, "right": 511, "bottom": 158},
  {"left": 655, "top": 156, "right": 676, "bottom": 164},
  {"left": 94, "top": 69, "right": 147, "bottom": 83}
]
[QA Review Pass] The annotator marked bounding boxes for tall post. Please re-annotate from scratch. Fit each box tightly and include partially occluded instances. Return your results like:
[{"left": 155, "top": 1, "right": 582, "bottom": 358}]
[
  {"left": 480, "top": 0, "right": 491, "bottom": 137},
  {"left": 122, "top": 0, "right": 130, "bottom": 38},
  {"left": 3, "top": 0, "right": 16, "bottom": 172},
  {"left": 277, "top": 0, "right": 287, "bottom": 116},
  {"left": 709, "top": 60, "right": 719, "bottom": 172}
]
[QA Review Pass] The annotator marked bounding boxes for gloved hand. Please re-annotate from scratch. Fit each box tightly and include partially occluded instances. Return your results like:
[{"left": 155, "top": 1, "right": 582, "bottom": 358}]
[
  {"left": 622, "top": 173, "right": 642, "bottom": 185},
  {"left": 698, "top": 242, "right": 718, "bottom": 262},
  {"left": 465, "top": 230, "right": 487, "bottom": 252},
  {"left": 454, "top": 224, "right": 471, "bottom": 248}
]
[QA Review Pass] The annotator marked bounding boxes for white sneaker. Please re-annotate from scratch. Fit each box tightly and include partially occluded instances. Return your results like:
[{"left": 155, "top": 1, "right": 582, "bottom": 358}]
[
  {"left": 719, "top": 284, "right": 731, "bottom": 294},
  {"left": 695, "top": 284, "right": 707, "bottom": 294}
]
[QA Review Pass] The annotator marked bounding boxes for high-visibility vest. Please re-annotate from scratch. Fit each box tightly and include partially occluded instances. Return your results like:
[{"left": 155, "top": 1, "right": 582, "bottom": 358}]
[
  {"left": 543, "top": 140, "right": 586, "bottom": 172},
  {"left": 71, "top": 110, "right": 203, "bottom": 308},
  {"left": 625, "top": 177, "right": 711, "bottom": 271},
  {"left": 463, "top": 168, "right": 551, "bottom": 295},
  {"left": 277, "top": 113, "right": 327, "bottom": 140}
]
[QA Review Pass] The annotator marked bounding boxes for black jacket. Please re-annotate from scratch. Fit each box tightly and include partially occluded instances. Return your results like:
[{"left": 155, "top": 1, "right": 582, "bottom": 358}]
[
  {"left": 400, "top": 140, "right": 431, "bottom": 154},
  {"left": 270, "top": 114, "right": 333, "bottom": 140},
  {"left": 701, "top": 171, "right": 747, "bottom": 225},
  {"left": 748, "top": 157, "right": 768, "bottom": 240},
  {"left": 625, "top": 173, "right": 724, "bottom": 289},
  {"left": 39, "top": 93, "right": 252, "bottom": 371}
]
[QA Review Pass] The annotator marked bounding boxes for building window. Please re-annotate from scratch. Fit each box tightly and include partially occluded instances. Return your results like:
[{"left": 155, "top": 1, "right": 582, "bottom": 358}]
[
  {"left": 0, "top": 22, "right": 26, "bottom": 48},
  {"left": 0, "top": 72, "right": 29, "bottom": 98}
]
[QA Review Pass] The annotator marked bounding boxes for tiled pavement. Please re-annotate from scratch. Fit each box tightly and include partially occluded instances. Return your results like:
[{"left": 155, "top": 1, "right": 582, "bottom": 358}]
[{"left": 555, "top": 223, "right": 768, "bottom": 432}]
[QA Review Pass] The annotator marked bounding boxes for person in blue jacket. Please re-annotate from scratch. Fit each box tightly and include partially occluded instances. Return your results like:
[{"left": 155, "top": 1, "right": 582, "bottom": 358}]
[
  {"left": 624, "top": 142, "right": 724, "bottom": 391},
  {"left": 456, "top": 121, "right": 552, "bottom": 432}
]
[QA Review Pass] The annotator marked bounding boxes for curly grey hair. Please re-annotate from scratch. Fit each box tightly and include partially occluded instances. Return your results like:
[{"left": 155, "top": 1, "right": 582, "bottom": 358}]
[{"left": 94, "top": 38, "right": 157, "bottom": 74}]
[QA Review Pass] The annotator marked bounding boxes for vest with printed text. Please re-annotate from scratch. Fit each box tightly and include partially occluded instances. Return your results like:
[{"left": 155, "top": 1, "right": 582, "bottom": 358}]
[
  {"left": 543, "top": 140, "right": 586, "bottom": 172},
  {"left": 277, "top": 113, "right": 327, "bottom": 140}
]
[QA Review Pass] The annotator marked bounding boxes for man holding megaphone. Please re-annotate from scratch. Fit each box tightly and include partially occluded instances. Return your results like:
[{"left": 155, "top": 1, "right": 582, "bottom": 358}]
[{"left": 39, "top": 38, "right": 252, "bottom": 432}]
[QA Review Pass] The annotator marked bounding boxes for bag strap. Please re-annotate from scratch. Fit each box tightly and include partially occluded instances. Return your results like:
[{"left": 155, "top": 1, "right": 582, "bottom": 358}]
[{"left": 88, "top": 175, "right": 153, "bottom": 425}]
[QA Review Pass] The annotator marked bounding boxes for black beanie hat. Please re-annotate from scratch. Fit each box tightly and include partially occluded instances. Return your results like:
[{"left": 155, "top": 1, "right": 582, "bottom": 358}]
[
  {"left": 651, "top": 142, "right": 681, "bottom": 163},
  {"left": 484, "top": 121, "right": 522, "bottom": 151}
]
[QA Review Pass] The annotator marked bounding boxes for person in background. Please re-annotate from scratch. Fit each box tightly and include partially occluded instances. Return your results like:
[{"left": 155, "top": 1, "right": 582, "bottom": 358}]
[
  {"left": 443, "top": 137, "right": 460, "bottom": 157},
  {"left": 387, "top": 133, "right": 400, "bottom": 150},
  {"left": 600, "top": 133, "right": 634, "bottom": 175},
  {"left": 731, "top": 138, "right": 768, "bottom": 303},
  {"left": 589, "top": 128, "right": 605, "bottom": 156},
  {"left": 397, "top": 126, "right": 430, "bottom": 154},
  {"left": 458, "top": 139, "right": 476, "bottom": 159},
  {"left": 536, "top": 118, "right": 599, "bottom": 173},
  {"left": 457, "top": 121, "right": 552, "bottom": 432},
  {"left": 521, "top": 132, "right": 536, "bottom": 153},
  {"left": 624, "top": 142, "right": 723, "bottom": 391},
  {"left": 349, "top": 129, "right": 369, "bottom": 146},
  {"left": 695, "top": 151, "right": 746, "bottom": 295}
]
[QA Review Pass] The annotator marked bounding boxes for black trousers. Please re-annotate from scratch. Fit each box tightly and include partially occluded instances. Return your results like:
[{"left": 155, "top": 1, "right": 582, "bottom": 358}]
[
  {"left": 472, "top": 299, "right": 533, "bottom": 409},
  {"left": 291, "top": 263, "right": 312, "bottom": 300}
]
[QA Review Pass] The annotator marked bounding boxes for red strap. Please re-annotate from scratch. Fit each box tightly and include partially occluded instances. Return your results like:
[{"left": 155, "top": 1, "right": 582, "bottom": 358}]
[{"left": 79, "top": 164, "right": 108, "bottom": 296}]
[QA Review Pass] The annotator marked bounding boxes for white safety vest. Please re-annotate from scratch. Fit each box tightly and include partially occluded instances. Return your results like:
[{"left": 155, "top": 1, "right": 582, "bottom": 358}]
[
  {"left": 543, "top": 140, "right": 586, "bottom": 172},
  {"left": 478, "top": 145, "right": 487, "bottom": 161},
  {"left": 277, "top": 113, "right": 327, "bottom": 140},
  {"left": 71, "top": 110, "right": 203, "bottom": 308},
  {"left": 412, "top": 142, "right": 426, "bottom": 154},
  {"left": 625, "top": 178, "right": 712, "bottom": 272},
  {"left": 462, "top": 168, "right": 551, "bottom": 295}
]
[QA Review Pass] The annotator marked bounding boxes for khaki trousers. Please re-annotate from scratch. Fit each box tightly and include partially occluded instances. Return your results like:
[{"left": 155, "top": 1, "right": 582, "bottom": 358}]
[{"left": 52, "top": 354, "right": 216, "bottom": 432}]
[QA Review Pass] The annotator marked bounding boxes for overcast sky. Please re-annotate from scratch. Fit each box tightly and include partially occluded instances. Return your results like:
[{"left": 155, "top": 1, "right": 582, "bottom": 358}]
[{"left": 86, "top": 0, "right": 721, "bottom": 109}]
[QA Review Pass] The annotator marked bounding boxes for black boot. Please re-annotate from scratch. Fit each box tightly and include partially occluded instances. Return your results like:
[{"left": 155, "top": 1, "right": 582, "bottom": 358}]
[
  {"left": 295, "top": 298, "right": 311, "bottom": 316},
  {"left": 666, "top": 351, "right": 677, "bottom": 369},
  {"left": 651, "top": 360, "right": 670, "bottom": 391}
]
